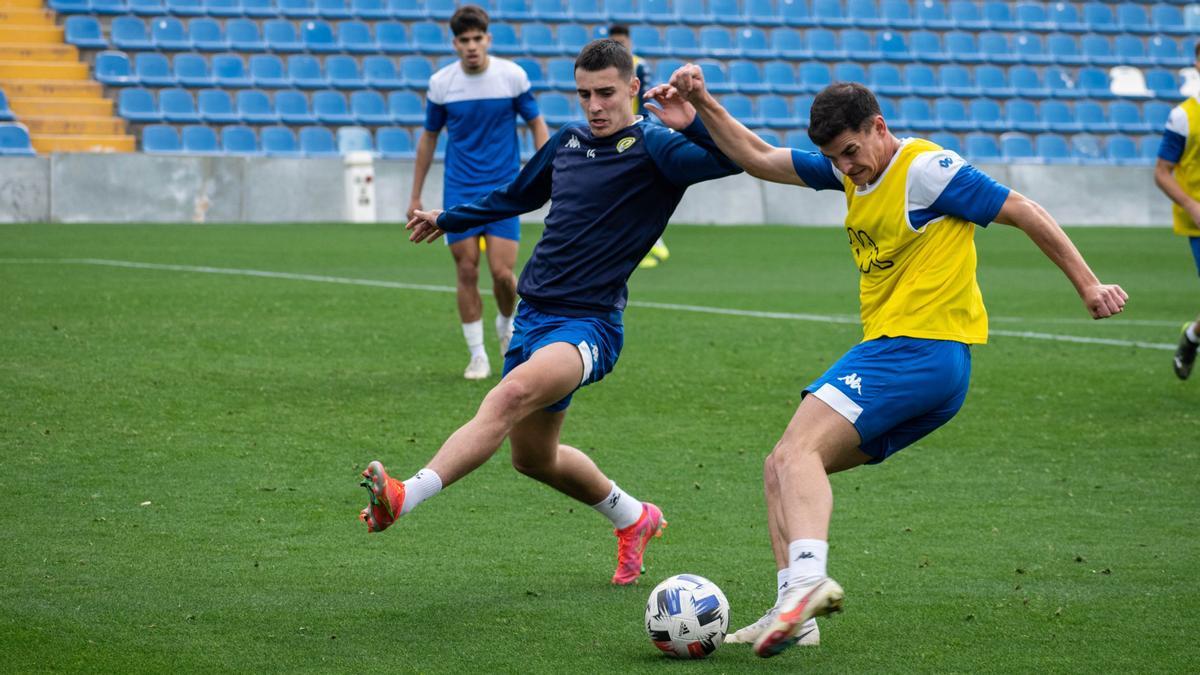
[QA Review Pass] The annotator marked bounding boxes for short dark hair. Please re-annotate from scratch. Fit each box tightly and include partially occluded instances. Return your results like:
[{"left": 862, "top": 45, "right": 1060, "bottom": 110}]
[
  {"left": 608, "top": 25, "right": 630, "bottom": 38},
  {"left": 575, "top": 39, "right": 633, "bottom": 80},
  {"left": 449, "top": 4, "right": 488, "bottom": 37},
  {"left": 807, "top": 82, "right": 882, "bottom": 147}
]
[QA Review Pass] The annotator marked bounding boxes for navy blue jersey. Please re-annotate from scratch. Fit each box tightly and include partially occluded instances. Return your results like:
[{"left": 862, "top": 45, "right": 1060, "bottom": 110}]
[{"left": 437, "top": 117, "right": 741, "bottom": 317}]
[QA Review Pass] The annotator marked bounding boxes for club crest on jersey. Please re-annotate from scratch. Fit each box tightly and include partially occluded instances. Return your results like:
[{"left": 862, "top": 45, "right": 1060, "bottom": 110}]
[
  {"left": 565, "top": 135, "right": 581, "bottom": 149},
  {"left": 616, "top": 136, "right": 637, "bottom": 153}
]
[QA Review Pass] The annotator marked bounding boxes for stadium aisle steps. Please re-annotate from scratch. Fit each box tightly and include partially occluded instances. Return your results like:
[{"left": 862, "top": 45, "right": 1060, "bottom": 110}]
[{"left": 0, "top": 0, "right": 132, "bottom": 152}]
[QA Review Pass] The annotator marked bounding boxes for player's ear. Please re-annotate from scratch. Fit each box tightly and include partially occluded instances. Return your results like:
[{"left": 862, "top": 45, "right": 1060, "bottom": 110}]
[{"left": 629, "top": 76, "right": 640, "bottom": 97}]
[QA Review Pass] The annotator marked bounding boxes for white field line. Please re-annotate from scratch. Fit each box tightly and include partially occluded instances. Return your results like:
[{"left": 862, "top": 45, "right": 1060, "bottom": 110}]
[{"left": 0, "top": 257, "right": 1177, "bottom": 351}]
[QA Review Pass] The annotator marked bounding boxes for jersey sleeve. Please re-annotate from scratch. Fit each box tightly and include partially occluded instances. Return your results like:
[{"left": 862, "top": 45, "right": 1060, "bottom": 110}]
[
  {"left": 646, "top": 117, "right": 743, "bottom": 187},
  {"left": 510, "top": 63, "right": 541, "bottom": 122},
  {"left": 515, "top": 90, "right": 540, "bottom": 122},
  {"left": 424, "top": 71, "right": 448, "bottom": 132},
  {"left": 790, "top": 150, "right": 844, "bottom": 191},
  {"left": 908, "top": 150, "right": 1010, "bottom": 228},
  {"left": 1159, "top": 105, "right": 1188, "bottom": 164},
  {"left": 437, "top": 127, "right": 561, "bottom": 232}
]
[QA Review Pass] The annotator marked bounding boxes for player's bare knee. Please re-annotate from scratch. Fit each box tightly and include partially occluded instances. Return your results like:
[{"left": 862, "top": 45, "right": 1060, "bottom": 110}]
[
  {"left": 455, "top": 261, "right": 480, "bottom": 287},
  {"left": 483, "top": 378, "right": 538, "bottom": 417}
]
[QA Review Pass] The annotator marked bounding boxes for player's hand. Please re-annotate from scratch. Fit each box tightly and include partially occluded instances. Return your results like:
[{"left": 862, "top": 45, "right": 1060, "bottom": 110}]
[
  {"left": 406, "top": 198, "right": 423, "bottom": 221},
  {"left": 1082, "top": 283, "right": 1128, "bottom": 319},
  {"left": 668, "top": 63, "right": 709, "bottom": 106},
  {"left": 1185, "top": 201, "right": 1200, "bottom": 229},
  {"left": 643, "top": 84, "right": 696, "bottom": 130},
  {"left": 406, "top": 209, "right": 445, "bottom": 243}
]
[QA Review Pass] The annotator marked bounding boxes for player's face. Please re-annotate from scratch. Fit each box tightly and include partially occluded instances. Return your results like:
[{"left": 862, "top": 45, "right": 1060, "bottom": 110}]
[
  {"left": 453, "top": 29, "right": 490, "bottom": 73},
  {"left": 575, "top": 66, "right": 639, "bottom": 137},
  {"left": 819, "top": 115, "right": 894, "bottom": 187}
]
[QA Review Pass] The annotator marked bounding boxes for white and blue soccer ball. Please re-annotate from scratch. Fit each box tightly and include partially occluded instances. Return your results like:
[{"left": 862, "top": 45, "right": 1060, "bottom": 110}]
[{"left": 644, "top": 574, "right": 730, "bottom": 659}]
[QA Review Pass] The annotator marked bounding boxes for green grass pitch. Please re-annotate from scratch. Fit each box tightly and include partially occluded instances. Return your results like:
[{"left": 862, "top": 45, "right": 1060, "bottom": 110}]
[{"left": 1, "top": 222, "right": 1197, "bottom": 673}]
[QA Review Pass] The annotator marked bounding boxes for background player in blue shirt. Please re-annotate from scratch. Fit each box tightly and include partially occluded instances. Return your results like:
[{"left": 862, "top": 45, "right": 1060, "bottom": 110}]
[
  {"left": 408, "top": 5, "right": 550, "bottom": 381},
  {"left": 359, "top": 40, "right": 740, "bottom": 586}
]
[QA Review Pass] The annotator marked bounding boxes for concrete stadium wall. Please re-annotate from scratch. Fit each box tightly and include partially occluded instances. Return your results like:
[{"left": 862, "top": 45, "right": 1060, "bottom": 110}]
[{"left": 0, "top": 154, "right": 1173, "bottom": 227}]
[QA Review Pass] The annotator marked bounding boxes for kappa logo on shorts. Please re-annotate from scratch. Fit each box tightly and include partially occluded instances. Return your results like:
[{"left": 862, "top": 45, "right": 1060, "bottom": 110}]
[
  {"left": 838, "top": 373, "right": 863, "bottom": 395},
  {"left": 591, "top": 343, "right": 599, "bottom": 362}
]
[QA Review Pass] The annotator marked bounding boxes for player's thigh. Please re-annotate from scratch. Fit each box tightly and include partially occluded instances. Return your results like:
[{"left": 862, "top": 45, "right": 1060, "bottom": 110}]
[
  {"left": 497, "top": 341, "right": 587, "bottom": 413},
  {"left": 484, "top": 234, "right": 519, "bottom": 275},
  {"left": 448, "top": 235, "right": 482, "bottom": 270},
  {"left": 775, "top": 394, "right": 870, "bottom": 474}
]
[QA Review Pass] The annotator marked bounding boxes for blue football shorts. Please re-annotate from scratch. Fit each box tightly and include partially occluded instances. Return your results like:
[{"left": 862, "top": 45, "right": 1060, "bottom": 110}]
[
  {"left": 443, "top": 184, "right": 520, "bottom": 246},
  {"left": 1189, "top": 236, "right": 1200, "bottom": 277},
  {"left": 803, "top": 336, "right": 972, "bottom": 464},
  {"left": 501, "top": 304, "right": 624, "bottom": 412}
]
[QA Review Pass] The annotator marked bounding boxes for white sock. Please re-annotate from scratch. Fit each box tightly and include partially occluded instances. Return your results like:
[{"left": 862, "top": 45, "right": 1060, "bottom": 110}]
[
  {"left": 400, "top": 468, "right": 442, "bottom": 515},
  {"left": 495, "top": 313, "right": 513, "bottom": 341},
  {"left": 1187, "top": 322, "right": 1200, "bottom": 344},
  {"left": 787, "top": 539, "right": 829, "bottom": 589},
  {"left": 591, "top": 481, "right": 643, "bottom": 529},
  {"left": 775, "top": 568, "right": 791, "bottom": 606},
  {"left": 462, "top": 320, "right": 486, "bottom": 360}
]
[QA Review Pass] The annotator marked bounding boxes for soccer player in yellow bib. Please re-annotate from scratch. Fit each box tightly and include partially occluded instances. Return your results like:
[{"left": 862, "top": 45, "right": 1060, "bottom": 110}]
[
  {"left": 1153, "top": 41, "right": 1200, "bottom": 380},
  {"left": 648, "top": 69, "right": 1128, "bottom": 658}
]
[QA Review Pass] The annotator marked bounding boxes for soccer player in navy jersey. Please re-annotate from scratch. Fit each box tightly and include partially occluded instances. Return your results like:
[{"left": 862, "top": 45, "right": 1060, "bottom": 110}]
[
  {"left": 649, "top": 67, "right": 1125, "bottom": 657},
  {"left": 358, "top": 40, "right": 741, "bottom": 585},
  {"left": 409, "top": 5, "right": 550, "bottom": 381}
]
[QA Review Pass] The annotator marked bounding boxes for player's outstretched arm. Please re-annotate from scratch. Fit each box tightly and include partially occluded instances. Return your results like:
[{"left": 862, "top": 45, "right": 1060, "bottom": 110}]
[
  {"left": 407, "top": 209, "right": 445, "bottom": 243},
  {"left": 648, "top": 65, "right": 806, "bottom": 187},
  {"left": 994, "top": 191, "right": 1128, "bottom": 319}
]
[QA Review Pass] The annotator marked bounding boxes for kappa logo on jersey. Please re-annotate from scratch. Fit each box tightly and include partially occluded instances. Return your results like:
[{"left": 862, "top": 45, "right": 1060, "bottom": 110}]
[
  {"left": 565, "top": 134, "right": 581, "bottom": 149},
  {"left": 838, "top": 373, "right": 863, "bottom": 395},
  {"left": 616, "top": 136, "right": 637, "bottom": 153},
  {"left": 846, "top": 228, "right": 894, "bottom": 274}
]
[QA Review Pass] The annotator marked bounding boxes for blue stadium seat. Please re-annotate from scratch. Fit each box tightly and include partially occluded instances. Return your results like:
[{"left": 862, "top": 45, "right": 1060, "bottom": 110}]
[
  {"left": 697, "top": 26, "right": 734, "bottom": 58},
  {"left": 399, "top": 56, "right": 433, "bottom": 89},
  {"left": 190, "top": 18, "right": 227, "bottom": 51},
  {"left": 813, "top": 0, "right": 851, "bottom": 27},
  {"left": 567, "top": 0, "right": 604, "bottom": 21},
  {"left": 1014, "top": 32, "right": 1050, "bottom": 64},
  {"left": 377, "top": 127, "right": 414, "bottom": 158},
  {"left": 301, "top": 20, "right": 339, "bottom": 53},
  {"left": 1069, "top": 133, "right": 1104, "bottom": 164},
  {"left": 939, "top": 64, "right": 977, "bottom": 97},
  {"left": 964, "top": 132, "right": 1000, "bottom": 161},
  {"left": 299, "top": 126, "right": 339, "bottom": 157},
  {"left": 905, "top": 63, "right": 940, "bottom": 96},
  {"left": 142, "top": 124, "right": 181, "bottom": 153},
  {"left": 799, "top": 61, "right": 833, "bottom": 92},
  {"left": 626, "top": 25, "right": 665, "bottom": 57},
  {"left": 834, "top": 61, "right": 867, "bottom": 84},
  {"left": 387, "top": 90, "right": 423, "bottom": 124},
  {"left": 1075, "top": 100, "right": 1114, "bottom": 133},
  {"left": 1152, "top": 4, "right": 1187, "bottom": 36},
  {"left": 968, "top": 97, "right": 1004, "bottom": 131},
  {"left": 694, "top": 60, "right": 731, "bottom": 93},
  {"left": 764, "top": 60, "right": 803, "bottom": 94},
  {"left": 1015, "top": 1, "right": 1050, "bottom": 31},
  {"left": 868, "top": 62, "right": 906, "bottom": 96},
  {"left": 203, "top": 0, "right": 241, "bottom": 17},
  {"left": 708, "top": 0, "right": 741, "bottom": 23},
  {"left": 1105, "top": 134, "right": 1137, "bottom": 164},
  {"left": 947, "top": 0, "right": 985, "bottom": 30},
  {"left": 386, "top": 0, "right": 424, "bottom": 19},
  {"left": 1116, "top": 2, "right": 1151, "bottom": 34},
  {"left": 337, "top": 126, "right": 374, "bottom": 154},
  {"left": 899, "top": 96, "right": 936, "bottom": 130},
  {"left": 1144, "top": 101, "right": 1171, "bottom": 130},
  {"left": 338, "top": 21, "right": 378, "bottom": 53},
  {"left": 151, "top": 17, "right": 190, "bottom": 51},
  {"left": 249, "top": 54, "right": 288, "bottom": 88},
  {"left": 546, "top": 58, "right": 576, "bottom": 90},
  {"left": 313, "top": 90, "right": 354, "bottom": 124},
  {"left": 351, "top": 0, "right": 388, "bottom": 18},
  {"left": 127, "top": 0, "right": 166, "bottom": 15},
  {"left": 785, "top": 129, "right": 818, "bottom": 152},
  {"left": 376, "top": 23, "right": 412, "bottom": 54},
  {"left": 915, "top": 0, "right": 952, "bottom": 29},
  {"left": 1146, "top": 69, "right": 1181, "bottom": 100},
  {"left": 198, "top": 88, "right": 238, "bottom": 123},
  {"left": 111, "top": 16, "right": 153, "bottom": 51},
  {"left": 929, "top": 131, "right": 962, "bottom": 154},
  {"left": 881, "top": 0, "right": 917, "bottom": 27},
  {"left": 496, "top": 0, "right": 536, "bottom": 21},
  {"left": 236, "top": 89, "right": 278, "bottom": 123},
  {"left": 213, "top": 53, "right": 252, "bottom": 88},
  {"left": 264, "top": 20, "right": 304, "bottom": 52},
  {"left": 1110, "top": 100, "right": 1148, "bottom": 133},
  {"left": 181, "top": 125, "right": 218, "bottom": 153},
  {"left": 425, "top": 0, "right": 456, "bottom": 19},
  {"left": 65, "top": 16, "right": 108, "bottom": 49},
  {"left": 1148, "top": 36, "right": 1187, "bottom": 68},
  {"left": 260, "top": 123, "right": 300, "bottom": 154},
  {"left": 807, "top": 28, "right": 846, "bottom": 60},
  {"left": 537, "top": 92, "right": 575, "bottom": 125},
  {"left": 665, "top": 26, "right": 702, "bottom": 58},
  {"left": 982, "top": 0, "right": 1018, "bottom": 30},
  {"left": 1005, "top": 98, "right": 1044, "bottom": 133},
  {"left": 730, "top": 60, "right": 770, "bottom": 94},
  {"left": 95, "top": 51, "right": 136, "bottom": 87},
  {"left": 1115, "top": 34, "right": 1151, "bottom": 67},
  {"left": 746, "top": 0, "right": 784, "bottom": 25},
  {"left": 226, "top": 19, "right": 266, "bottom": 52},
  {"left": 780, "top": 0, "right": 814, "bottom": 27},
  {"left": 218, "top": 125, "right": 258, "bottom": 154},
  {"left": 934, "top": 97, "right": 971, "bottom": 131},
  {"left": 514, "top": 57, "right": 547, "bottom": 91},
  {"left": 794, "top": 94, "right": 814, "bottom": 124},
  {"left": 943, "top": 31, "right": 980, "bottom": 63},
  {"left": 1000, "top": 132, "right": 1035, "bottom": 161},
  {"left": 326, "top": 55, "right": 367, "bottom": 89},
  {"left": 1077, "top": 67, "right": 1113, "bottom": 98},
  {"left": 89, "top": 0, "right": 125, "bottom": 13},
  {"left": 119, "top": 87, "right": 161, "bottom": 123},
  {"left": 520, "top": 23, "right": 558, "bottom": 56},
  {"left": 165, "top": 0, "right": 204, "bottom": 16},
  {"left": 277, "top": 0, "right": 317, "bottom": 17},
  {"left": 1040, "top": 100, "right": 1077, "bottom": 133},
  {"left": 1046, "top": 32, "right": 1083, "bottom": 65},
  {"left": 723, "top": 94, "right": 763, "bottom": 128},
  {"left": 759, "top": 95, "right": 794, "bottom": 128},
  {"left": 909, "top": 30, "right": 947, "bottom": 62},
  {"left": 877, "top": 30, "right": 909, "bottom": 61},
  {"left": 275, "top": 89, "right": 317, "bottom": 124},
  {"left": 239, "top": 0, "right": 275, "bottom": 16},
  {"left": 1049, "top": 1, "right": 1084, "bottom": 32},
  {"left": 846, "top": 0, "right": 883, "bottom": 26},
  {"left": 876, "top": 95, "right": 904, "bottom": 129},
  {"left": 160, "top": 87, "right": 201, "bottom": 122},
  {"left": 841, "top": 29, "right": 880, "bottom": 60},
  {"left": 674, "top": 0, "right": 714, "bottom": 24},
  {"left": 350, "top": 90, "right": 390, "bottom": 124},
  {"left": 771, "top": 28, "right": 808, "bottom": 59},
  {"left": 556, "top": 23, "right": 590, "bottom": 54},
  {"left": 607, "top": 0, "right": 643, "bottom": 22},
  {"left": 1010, "top": 65, "right": 1049, "bottom": 98},
  {"left": 654, "top": 58, "right": 684, "bottom": 86},
  {"left": 1035, "top": 133, "right": 1070, "bottom": 163},
  {"left": 361, "top": 56, "right": 404, "bottom": 89},
  {"left": 1082, "top": 2, "right": 1118, "bottom": 33},
  {"left": 315, "top": 0, "right": 353, "bottom": 19},
  {"left": 736, "top": 27, "right": 772, "bottom": 59},
  {"left": 1138, "top": 135, "right": 1160, "bottom": 164},
  {"left": 975, "top": 65, "right": 1014, "bottom": 98},
  {"left": 489, "top": 23, "right": 521, "bottom": 56},
  {"left": 135, "top": 52, "right": 174, "bottom": 86},
  {"left": 288, "top": 54, "right": 328, "bottom": 89},
  {"left": 1043, "top": 66, "right": 1079, "bottom": 98},
  {"left": 534, "top": 0, "right": 570, "bottom": 21},
  {"left": 979, "top": 31, "right": 1016, "bottom": 64}
]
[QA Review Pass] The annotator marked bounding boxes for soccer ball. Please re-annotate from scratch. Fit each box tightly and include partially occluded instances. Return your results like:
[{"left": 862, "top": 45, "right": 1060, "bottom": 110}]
[{"left": 644, "top": 574, "right": 730, "bottom": 659}]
